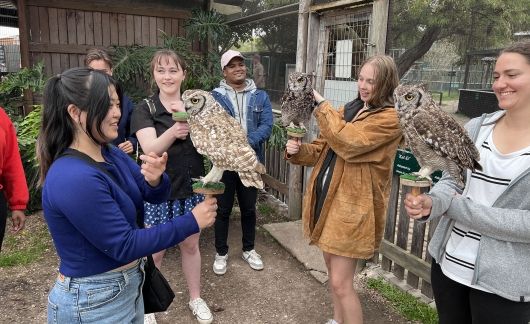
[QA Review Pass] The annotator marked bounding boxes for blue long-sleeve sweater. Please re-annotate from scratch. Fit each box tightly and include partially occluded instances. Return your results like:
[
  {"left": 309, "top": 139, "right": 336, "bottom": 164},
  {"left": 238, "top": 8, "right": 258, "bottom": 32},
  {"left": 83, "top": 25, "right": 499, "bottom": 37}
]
[{"left": 42, "top": 145, "right": 199, "bottom": 277}]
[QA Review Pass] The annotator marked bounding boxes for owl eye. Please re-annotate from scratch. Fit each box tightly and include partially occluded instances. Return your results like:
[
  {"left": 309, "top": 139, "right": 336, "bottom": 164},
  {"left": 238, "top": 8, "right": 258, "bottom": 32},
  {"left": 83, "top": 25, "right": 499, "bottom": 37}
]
[
  {"left": 297, "top": 77, "right": 304, "bottom": 82},
  {"left": 404, "top": 93, "right": 414, "bottom": 101},
  {"left": 191, "top": 98, "right": 200, "bottom": 104}
]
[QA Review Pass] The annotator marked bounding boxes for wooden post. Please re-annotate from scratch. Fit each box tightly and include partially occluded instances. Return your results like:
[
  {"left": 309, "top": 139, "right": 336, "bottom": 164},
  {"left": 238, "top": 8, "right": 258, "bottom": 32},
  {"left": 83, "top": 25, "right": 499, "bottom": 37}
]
[
  {"left": 287, "top": 0, "right": 310, "bottom": 220},
  {"left": 371, "top": 0, "right": 389, "bottom": 55},
  {"left": 17, "top": 0, "right": 34, "bottom": 115}
]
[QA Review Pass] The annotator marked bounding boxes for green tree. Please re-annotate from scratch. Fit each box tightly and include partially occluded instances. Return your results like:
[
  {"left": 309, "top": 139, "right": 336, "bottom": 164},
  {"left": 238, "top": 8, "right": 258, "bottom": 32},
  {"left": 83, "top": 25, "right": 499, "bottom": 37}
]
[{"left": 391, "top": 0, "right": 530, "bottom": 77}]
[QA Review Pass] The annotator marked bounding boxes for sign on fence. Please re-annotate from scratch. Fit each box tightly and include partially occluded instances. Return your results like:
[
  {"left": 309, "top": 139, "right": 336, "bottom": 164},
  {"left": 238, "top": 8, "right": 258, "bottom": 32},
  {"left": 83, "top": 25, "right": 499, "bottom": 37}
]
[{"left": 393, "top": 149, "right": 441, "bottom": 183}]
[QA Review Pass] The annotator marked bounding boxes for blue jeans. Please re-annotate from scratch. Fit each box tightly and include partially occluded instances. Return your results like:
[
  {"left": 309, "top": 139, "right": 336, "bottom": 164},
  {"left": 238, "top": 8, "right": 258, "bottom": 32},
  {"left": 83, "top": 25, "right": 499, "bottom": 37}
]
[{"left": 47, "top": 259, "right": 145, "bottom": 323}]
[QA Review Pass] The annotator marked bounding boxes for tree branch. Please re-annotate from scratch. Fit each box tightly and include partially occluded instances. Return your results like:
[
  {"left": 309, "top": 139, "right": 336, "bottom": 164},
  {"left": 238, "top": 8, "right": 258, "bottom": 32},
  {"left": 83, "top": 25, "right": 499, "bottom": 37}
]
[{"left": 395, "top": 26, "right": 442, "bottom": 78}]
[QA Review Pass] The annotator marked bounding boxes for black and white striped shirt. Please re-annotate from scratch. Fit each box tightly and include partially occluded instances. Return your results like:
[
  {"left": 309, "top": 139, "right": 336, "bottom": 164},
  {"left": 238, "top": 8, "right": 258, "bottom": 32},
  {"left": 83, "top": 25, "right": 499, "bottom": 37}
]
[{"left": 441, "top": 129, "right": 530, "bottom": 291}]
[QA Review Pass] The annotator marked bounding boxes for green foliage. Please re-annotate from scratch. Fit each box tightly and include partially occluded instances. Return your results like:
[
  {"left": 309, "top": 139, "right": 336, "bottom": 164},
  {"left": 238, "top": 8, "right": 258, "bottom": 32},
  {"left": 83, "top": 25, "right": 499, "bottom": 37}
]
[
  {"left": 0, "top": 61, "right": 46, "bottom": 95},
  {"left": 111, "top": 33, "right": 223, "bottom": 100},
  {"left": 0, "top": 62, "right": 46, "bottom": 119},
  {"left": 267, "top": 120, "right": 288, "bottom": 149},
  {"left": 185, "top": 9, "right": 231, "bottom": 52},
  {"left": 16, "top": 105, "right": 43, "bottom": 212},
  {"left": 367, "top": 277, "right": 438, "bottom": 324},
  {"left": 391, "top": 0, "right": 530, "bottom": 73},
  {"left": 257, "top": 202, "right": 274, "bottom": 217}
]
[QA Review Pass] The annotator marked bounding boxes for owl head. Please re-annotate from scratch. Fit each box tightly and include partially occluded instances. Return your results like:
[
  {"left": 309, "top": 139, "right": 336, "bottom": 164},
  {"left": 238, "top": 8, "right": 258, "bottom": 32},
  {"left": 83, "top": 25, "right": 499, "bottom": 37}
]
[
  {"left": 287, "top": 72, "right": 312, "bottom": 92},
  {"left": 393, "top": 83, "right": 432, "bottom": 113},
  {"left": 182, "top": 89, "right": 216, "bottom": 116}
]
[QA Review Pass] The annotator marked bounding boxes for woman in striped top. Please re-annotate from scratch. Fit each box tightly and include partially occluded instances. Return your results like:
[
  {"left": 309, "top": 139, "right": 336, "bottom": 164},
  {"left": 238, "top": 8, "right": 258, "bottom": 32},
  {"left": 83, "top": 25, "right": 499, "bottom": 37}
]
[{"left": 404, "top": 41, "right": 530, "bottom": 323}]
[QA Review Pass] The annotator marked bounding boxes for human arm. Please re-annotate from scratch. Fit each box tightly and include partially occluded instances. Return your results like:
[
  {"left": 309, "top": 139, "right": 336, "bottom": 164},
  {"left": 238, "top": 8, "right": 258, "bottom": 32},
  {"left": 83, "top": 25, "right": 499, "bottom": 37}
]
[
  {"left": 44, "top": 164, "right": 201, "bottom": 262},
  {"left": 130, "top": 100, "right": 189, "bottom": 155},
  {"left": 313, "top": 101, "right": 402, "bottom": 163},
  {"left": 247, "top": 91, "right": 273, "bottom": 148},
  {"left": 0, "top": 109, "right": 29, "bottom": 215},
  {"left": 285, "top": 136, "right": 327, "bottom": 166}
]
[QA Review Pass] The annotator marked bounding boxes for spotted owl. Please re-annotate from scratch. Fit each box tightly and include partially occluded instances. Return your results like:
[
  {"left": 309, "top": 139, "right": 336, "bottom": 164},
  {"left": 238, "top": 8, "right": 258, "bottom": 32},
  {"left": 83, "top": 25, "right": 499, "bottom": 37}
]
[
  {"left": 393, "top": 84, "right": 481, "bottom": 188},
  {"left": 182, "top": 89, "right": 266, "bottom": 189},
  {"left": 280, "top": 72, "right": 315, "bottom": 129}
]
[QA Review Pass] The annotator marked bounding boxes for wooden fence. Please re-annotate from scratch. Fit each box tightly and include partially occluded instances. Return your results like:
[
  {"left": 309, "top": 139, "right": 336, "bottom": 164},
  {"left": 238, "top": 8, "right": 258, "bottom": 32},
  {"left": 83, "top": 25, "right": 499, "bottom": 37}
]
[
  {"left": 262, "top": 148, "right": 438, "bottom": 299},
  {"left": 263, "top": 145, "right": 289, "bottom": 204},
  {"left": 22, "top": 0, "right": 196, "bottom": 77}
]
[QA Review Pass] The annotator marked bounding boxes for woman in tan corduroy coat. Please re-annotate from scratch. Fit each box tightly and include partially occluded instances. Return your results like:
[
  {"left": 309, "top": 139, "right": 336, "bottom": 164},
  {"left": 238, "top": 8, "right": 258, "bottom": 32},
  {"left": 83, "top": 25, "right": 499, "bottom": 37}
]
[{"left": 286, "top": 55, "right": 402, "bottom": 324}]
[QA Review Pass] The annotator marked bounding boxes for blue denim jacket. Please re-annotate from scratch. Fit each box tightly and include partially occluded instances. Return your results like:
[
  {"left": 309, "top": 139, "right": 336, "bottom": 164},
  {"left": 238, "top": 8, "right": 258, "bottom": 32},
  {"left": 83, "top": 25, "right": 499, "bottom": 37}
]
[{"left": 211, "top": 86, "right": 273, "bottom": 162}]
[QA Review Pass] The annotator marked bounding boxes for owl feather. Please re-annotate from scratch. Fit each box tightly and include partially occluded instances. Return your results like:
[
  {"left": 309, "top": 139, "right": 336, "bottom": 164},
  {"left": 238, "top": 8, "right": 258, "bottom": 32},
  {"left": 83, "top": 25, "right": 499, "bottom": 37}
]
[
  {"left": 280, "top": 72, "right": 315, "bottom": 129},
  {"left": 394, "top": 84, "right": 481, "bottom": 188},
  {"left": 182, "top": 89, "right": 266, "bottom": 189}
]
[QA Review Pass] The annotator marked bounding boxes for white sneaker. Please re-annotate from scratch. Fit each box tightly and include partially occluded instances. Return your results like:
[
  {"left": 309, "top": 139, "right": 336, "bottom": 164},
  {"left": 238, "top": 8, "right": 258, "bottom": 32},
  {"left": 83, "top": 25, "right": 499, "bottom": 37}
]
[
  {"left": 188, "top": 298, "right": 213, "bottom": 324},
  {"left": 242, "top": 249, "right": 264, "bottom": 270},
  {"left": 325, "top": 320, "right": 339, "bottom": 324},
  {"left": 144, "top": 313, "right": 157, "bottom": 324},
  {"left": 213, "top": 253, "right": 228, "bottom": 275}
]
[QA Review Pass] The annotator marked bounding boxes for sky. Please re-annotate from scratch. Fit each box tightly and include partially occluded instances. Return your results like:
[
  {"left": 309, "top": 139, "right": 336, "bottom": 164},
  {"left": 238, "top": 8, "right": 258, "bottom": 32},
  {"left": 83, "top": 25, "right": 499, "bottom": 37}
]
[{"left": 0, "top": 27, "right": 19, "bottom": 38}]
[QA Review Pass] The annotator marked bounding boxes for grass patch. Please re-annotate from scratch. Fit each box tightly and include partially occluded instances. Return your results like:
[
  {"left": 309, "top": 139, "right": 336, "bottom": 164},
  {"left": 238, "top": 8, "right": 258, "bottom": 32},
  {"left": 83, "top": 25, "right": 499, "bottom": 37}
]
[
  {"left": 257, "top": 202, "right": 275, "bottom": 217},
  {"left": 0, "top": 216, "right": 52, "bottom": 268},
  {"left": 367, "top": 277, "right": 438, "bottom": 324}
]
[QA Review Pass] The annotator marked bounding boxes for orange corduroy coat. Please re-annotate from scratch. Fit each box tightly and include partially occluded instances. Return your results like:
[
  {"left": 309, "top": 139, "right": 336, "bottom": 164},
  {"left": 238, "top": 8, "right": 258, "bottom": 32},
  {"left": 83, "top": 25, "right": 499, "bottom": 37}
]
[{"left": 286, "top": 101, "right": 402, "bottom": 259}]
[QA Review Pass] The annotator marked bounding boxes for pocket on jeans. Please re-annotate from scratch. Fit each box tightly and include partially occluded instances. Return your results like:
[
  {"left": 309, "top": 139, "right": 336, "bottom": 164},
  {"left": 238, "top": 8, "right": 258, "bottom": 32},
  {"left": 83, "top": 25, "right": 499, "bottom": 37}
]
[
  {"left": 84, "top": 282, "right": 123, "bottom": 309},
  {"left": 47, "top": 297, "right": 58, "bottom": 324}
]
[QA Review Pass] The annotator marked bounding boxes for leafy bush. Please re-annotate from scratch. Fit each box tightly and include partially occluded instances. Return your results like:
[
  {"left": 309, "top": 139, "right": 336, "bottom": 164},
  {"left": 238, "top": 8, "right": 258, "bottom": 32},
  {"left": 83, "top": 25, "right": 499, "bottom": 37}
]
[
  {"left": 0, "top": 63, "right": 46, "bottom": 211},
  {"left": 0, "top": 62, "right": 45, "bottom": 119},
  {"left": 16, "top": 105, "right": 42, "bottom": 212},
  {"left": 109, "top": 8, "right": 259, "bottom": 101}
]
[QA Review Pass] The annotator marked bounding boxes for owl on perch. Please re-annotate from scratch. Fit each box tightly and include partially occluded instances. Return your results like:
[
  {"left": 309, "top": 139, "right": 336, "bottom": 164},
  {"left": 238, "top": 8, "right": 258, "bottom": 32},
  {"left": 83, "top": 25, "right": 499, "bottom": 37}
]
[
  {"left": 280, "top": 72, "right": 315, "bottom": 135},
  {"left": 182, "top": 89, "right": 266, "bottom": 189},
  {"left": 393, "top": 84, "right": 482, "bottom": 188}
]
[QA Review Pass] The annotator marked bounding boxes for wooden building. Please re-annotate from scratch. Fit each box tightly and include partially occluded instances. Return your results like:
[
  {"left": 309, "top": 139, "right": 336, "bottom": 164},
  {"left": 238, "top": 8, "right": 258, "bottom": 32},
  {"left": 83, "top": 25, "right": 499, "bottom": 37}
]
[{"left": 14, "top": 0, "right": 207, "bottom": 76}]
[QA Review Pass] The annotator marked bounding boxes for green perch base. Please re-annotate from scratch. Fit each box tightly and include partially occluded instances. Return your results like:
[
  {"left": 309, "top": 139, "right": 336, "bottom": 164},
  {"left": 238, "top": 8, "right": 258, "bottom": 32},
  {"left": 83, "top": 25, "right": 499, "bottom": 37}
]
[
  {"left": 399, "top": 173, "right": 426, "bottom": 181},
  {"left": 399, "top": 173, "right": 431, "bottom": 191},
  {"left": 286, "top": 126, "right": 306, "bottom": 138},
  {"left": 172, "top": 111, "right": 189, "bottom": 122},
  {"left": 192, "top": 181, "right": 225, "bottom": 195}
]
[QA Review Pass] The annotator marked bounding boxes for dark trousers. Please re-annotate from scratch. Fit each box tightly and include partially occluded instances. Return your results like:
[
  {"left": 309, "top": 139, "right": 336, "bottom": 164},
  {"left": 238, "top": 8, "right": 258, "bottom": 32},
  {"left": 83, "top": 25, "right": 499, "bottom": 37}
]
[
  {"left": 214, "top": 171, "right": 257, "bottom": 256},
  {"left": 0, "top": 192, "right": 7, "bottom": 252},
  {"left": 431, "top": 260, "right": 530, "bottom": 324}
]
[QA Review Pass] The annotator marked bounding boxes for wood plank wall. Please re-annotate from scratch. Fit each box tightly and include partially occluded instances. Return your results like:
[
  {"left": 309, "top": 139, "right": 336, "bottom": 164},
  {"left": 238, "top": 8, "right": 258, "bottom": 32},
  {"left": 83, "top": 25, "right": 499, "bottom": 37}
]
[{"left": 24, "top": 0, "right": 195, "bottom": 76}]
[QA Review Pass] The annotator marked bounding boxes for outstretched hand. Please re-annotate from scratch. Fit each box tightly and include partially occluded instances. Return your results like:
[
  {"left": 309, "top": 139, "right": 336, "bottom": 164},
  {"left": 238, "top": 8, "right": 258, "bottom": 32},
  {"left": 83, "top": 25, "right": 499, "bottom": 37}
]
[
  {"left": 313, "top": 89, "right": 325, "bottom": 104},
  {"left": 403, "top": 193, "right": 433, "bottom": 220},
  {"left": 139, "top": 152, "right": 168, "bottom": 187},
  {"left": 192, "top": 196, "right": 217, "bottom": 229}
]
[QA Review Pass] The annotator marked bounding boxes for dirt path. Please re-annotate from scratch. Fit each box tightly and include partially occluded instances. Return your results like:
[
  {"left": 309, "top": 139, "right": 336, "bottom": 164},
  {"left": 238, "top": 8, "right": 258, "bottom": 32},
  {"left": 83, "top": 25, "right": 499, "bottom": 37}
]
[{"left": 0, "top": 209, "right": 414, "bottom": 324}]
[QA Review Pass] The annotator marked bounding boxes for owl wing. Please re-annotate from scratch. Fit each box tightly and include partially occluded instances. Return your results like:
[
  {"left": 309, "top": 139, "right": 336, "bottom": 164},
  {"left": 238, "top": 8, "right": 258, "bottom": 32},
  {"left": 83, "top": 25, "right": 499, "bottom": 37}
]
[
  {"left": 190, "top": 109, "right": 262, "bottom": 173},
  {"left": 411, "top": 107, "right": 480, "bottom": 170},
  {"left": 280, "top": 90, "right": 294, "bottom": 125}
]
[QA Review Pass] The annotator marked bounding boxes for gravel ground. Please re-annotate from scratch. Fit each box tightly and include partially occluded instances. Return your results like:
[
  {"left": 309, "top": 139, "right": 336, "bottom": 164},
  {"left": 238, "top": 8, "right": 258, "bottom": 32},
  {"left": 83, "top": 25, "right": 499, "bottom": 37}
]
[{"left": 0, "top": 201, "right": 414, "bottom": 324}]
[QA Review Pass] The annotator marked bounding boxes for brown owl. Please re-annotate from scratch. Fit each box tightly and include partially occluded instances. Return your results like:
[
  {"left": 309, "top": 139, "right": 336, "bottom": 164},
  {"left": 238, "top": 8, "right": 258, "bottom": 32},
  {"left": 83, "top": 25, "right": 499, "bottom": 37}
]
[
  {"left": 393, "top": 84, "right": 481, "bottom": 188},
  {"left": 182, "top": 89, "right": 266, "bottom": 189},
  {"left": 280, "top": 72, "right": 315, "bottom": 129}
]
